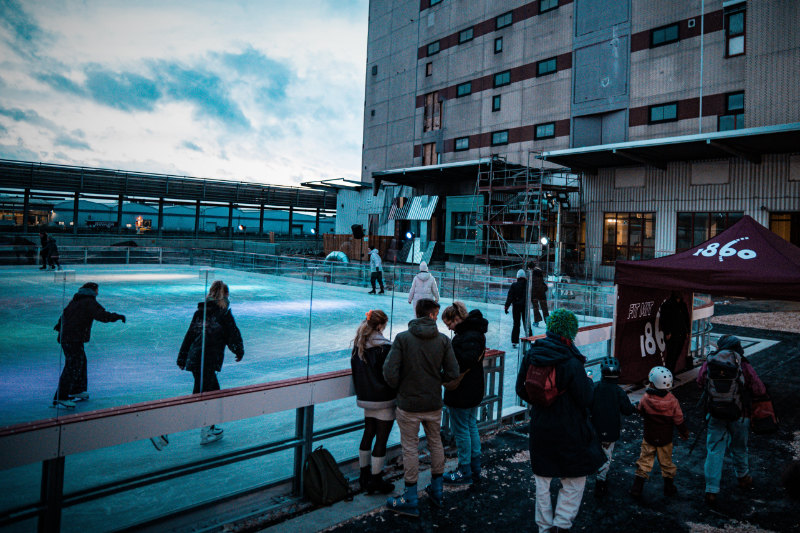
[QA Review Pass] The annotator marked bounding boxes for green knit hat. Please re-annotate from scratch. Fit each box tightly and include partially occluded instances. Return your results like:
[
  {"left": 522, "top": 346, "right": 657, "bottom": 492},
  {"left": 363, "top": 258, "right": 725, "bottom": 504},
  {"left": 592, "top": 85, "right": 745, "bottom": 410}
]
[{"left": 546, "top": 309, "right": 578, "bottom": 340}]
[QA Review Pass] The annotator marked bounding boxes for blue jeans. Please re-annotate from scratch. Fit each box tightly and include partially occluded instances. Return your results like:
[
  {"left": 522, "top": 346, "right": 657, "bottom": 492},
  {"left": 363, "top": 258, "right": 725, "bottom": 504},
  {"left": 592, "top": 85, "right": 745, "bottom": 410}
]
[
  {"left": 449, "top": 407, "right": 481, "bottom": 474},
  {"left": 704, "top": 415, "right": 750, "bottom": 494}
]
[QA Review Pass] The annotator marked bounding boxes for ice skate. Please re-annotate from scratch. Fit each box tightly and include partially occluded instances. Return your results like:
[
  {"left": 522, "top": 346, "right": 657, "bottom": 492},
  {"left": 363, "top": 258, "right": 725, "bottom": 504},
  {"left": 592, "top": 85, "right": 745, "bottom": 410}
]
[
  {"left": 69, "top": 392, "right": 89, "bottom": 401},
  {"left": 200, "top": 426, "right": 223, "bottom": 445},
  {"left": 368, "top": 289, "right": 376, "bottom": 294},
  {"left": 209, "top": 425, "right": 224, "bottom": 436},
  {"left": 150, "top": 435, "right": 169, "bottom": 451},
  {"left": 51, "top": 399, "right": 76, "bottom": 409}
]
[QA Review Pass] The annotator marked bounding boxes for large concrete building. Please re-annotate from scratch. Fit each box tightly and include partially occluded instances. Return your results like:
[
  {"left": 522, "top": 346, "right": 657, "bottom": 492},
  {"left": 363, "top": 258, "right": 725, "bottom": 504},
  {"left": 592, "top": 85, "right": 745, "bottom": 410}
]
[{"left": 348, "top": 0, "right": 800, "bottom": 279}]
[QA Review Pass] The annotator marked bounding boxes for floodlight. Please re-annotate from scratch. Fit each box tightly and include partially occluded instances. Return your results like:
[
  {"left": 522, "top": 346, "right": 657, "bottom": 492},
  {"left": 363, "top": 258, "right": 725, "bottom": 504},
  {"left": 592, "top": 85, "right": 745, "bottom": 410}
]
[
  {"left": 238, "top": 224, "right": 245, "bottom": 231},
  {"left": 405, "top": 231, "right": 415, "bottom": 240},
  {"left": 540, "top": 236, "right": 549, "bottom": 246},
  {"left": 310, "top": 228, "right": 316, "bottom": 234}
]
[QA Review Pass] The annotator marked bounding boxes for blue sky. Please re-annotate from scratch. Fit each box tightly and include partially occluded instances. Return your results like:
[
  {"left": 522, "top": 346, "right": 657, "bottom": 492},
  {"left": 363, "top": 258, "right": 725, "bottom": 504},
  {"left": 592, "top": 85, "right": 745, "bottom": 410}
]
[{"left": 0, "top": 0, "right": 368, "bottom": 186}]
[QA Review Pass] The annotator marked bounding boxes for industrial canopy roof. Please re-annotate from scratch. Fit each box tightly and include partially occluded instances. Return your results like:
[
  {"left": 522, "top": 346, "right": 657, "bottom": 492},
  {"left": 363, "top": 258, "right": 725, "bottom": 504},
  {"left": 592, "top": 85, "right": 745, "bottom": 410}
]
[
  {"left": 372, "top": 157, "right": 527, "bottom": 189},
  {"left": 538, "top": 122, "right": 800, "bottom": 173}
]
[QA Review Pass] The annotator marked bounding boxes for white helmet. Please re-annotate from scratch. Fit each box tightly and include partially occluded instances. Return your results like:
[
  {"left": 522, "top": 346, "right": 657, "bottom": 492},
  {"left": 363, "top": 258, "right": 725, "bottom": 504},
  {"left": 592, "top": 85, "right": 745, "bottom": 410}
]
[{"left": 648, "top": 366, "right": 673, "bottom": 390}]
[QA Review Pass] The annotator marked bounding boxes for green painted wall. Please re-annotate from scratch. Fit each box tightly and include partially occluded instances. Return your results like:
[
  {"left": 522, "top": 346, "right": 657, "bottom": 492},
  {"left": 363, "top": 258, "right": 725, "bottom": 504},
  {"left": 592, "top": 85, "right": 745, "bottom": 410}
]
[{"left": 444, "top": 195, "right": 483, "bottom": 256}]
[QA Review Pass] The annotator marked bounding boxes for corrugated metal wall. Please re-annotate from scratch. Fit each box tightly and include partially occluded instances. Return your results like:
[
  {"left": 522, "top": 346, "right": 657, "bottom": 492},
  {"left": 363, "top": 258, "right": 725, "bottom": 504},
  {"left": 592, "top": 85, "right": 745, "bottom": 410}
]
[{"left": 583, "top": 153, "right": 800, "bottom": 280}]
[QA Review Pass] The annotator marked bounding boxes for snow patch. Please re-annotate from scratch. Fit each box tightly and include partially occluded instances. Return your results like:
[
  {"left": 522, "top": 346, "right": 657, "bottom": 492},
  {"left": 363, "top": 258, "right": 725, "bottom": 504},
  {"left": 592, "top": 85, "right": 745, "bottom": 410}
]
[
  {"left": 508, "top": 450, "right": 530, "bottom": 463},
  {"left": 686, "top": 520, "right": 778, "bottom": 533}
]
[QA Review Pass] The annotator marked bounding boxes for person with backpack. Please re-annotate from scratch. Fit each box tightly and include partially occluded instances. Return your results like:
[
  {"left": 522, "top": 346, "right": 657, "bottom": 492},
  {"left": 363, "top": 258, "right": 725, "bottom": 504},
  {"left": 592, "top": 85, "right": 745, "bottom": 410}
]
[
  {"left": 383, "top": 298, "right": 459, "bottom": 517},
  {"left": 52, "top": 282, "right": 126, "bottom": 408},
  {"left": 515, "top": 309, "right": 604, "bottom": 533},
  {"left": 350, "top": 309, "right": 395, "bottom": 494},
  {"left": 630, "top": 366, "right": 690, "bottom": 500},
  {"left": 441, "top": 301, "right": 488, "bottom": 487},
  {"left": 696, "top": 334, "right": 766, "bottom": 506},
  {"left": 590, "top": 357, "right": 635, "bottom": 497},
  {"left": 177, "top": 280, "right": 244, "bottom": 445}
]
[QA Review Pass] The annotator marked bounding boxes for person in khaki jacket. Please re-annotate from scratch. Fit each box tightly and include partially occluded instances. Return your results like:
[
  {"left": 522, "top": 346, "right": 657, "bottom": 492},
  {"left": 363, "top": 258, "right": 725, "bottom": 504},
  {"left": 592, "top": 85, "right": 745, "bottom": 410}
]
[{"left": 383, "top": 298, "right": 459, "bottom": 518}]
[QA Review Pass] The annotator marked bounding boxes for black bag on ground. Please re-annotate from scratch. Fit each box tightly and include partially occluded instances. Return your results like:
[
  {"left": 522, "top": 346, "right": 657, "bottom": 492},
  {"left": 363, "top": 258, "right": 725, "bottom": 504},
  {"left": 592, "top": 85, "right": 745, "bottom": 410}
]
[{"left": 303, "top": 446, "right": 350, "bottom": 506}]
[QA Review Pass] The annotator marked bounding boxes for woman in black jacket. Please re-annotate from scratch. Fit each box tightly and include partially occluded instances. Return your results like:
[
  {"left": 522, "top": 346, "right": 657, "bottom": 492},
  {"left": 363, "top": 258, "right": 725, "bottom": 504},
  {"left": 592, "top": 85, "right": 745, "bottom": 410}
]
[
  {"left": 442, "top": 302, "right": 488, "bottom": 486},
  {"left": 177, "top": 280, "right": 244, "bottom": 445},
  {"left": 351, "top": 309, "right": 396, "bottom": 494}
]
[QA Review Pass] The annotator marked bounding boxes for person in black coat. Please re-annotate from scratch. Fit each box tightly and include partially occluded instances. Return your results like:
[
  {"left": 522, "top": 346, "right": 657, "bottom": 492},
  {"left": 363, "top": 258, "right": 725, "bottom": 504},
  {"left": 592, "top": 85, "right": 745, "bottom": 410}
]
[
  {"left": 659, "top": 291, "right": 691, "bottom": 373},
  {"left": 351, "top": 309, "right": 396, "bottom": 494},
  {"left": 45, "top": 235, "right": 61, "bottom": 270},
  {"left": 590, "top": 357, "right": 635, "bottom": 497},
  {"left": 442, "top": 302, "right": 488, "bottom": 486},
  {"left": 505, "top": 269, "right": 531, "bottom": 348},
  {"left": 516, "top": 309, "right": 605, "bottom": 533},
  {"left": 530, "top": 266, "right": 549, "bottom": 326},
  {"left": 177, "top": 280, "right": 244, "bottom": 444},
  {"left": 39, "top": 231, "right": 49, "bottom": 270},
  {"left": 53, "top": 282, "right": 125, "bottom": 408}
]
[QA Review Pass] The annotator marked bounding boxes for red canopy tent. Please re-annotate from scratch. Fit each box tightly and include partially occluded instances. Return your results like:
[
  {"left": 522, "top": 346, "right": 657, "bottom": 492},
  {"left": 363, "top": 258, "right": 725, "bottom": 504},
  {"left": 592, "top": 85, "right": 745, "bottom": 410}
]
[
  {"left": 612, "top": 216, "right": 800, "bottom": 383},
  {"left": 615, "top": 215, "right": 800, "bottom": 301}
]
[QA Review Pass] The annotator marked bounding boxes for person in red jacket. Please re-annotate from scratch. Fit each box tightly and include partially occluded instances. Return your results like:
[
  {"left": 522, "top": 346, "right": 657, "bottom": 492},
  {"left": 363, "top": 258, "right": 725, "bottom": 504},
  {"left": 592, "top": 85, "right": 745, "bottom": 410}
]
[{"left": 630, "top": 366, "right": 689, "bottom": 499}]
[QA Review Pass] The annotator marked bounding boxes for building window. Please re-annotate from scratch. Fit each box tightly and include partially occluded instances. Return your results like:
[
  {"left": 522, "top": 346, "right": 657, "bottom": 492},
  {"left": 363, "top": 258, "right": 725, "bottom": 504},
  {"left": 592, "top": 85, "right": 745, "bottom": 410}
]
[
  {"left": 602, "top": 212, "right": 656, "bottom": 264},
  {"left": 539, "top": 0, "right": 558, "bottom": 14},
  {"left": 422, "top": 142, "right": 438, "bottom": 166},
  {"left": 459, "top": 27, "right": 474, "bottom": 44},
  {"left": 535, "top": 122, "right": 555, "bottom": 140},
  {"left": 454, "top": 137, "right": 469, "bottom": 151},
  {"left": 430, "top": 0, "right": 443, "bottom": 6},
  {"left": 456, "top": 82, "right": 472, "bottom": 97},
  {"left": 371, "top": 65, "right": 378, "bottom": 76},
  {"left": 427, "top": 41, "right": 440, "bottom": 56},
  {"left": 425, "top": 62, "right": 432, "bottom": 77},
  {"left": 451, "top": 212, "right": 477, "bottom": 241},
  {"left": 423, "top": 91, "right": 443, "bottom": 132},
  {"left": 491, "top": 130, "right": 509, "bottom": 146},
  {"left": 718, "top": 91, "right": 744, "bottom": 131},
  {"left": 676, "top": 212, "right": 743, "bottom": 252},
  {"left": 492, "top": 95, "right": 501, "bottom": 112},
  {"left": 649, "top": 102, "right": 678, "bottom": 123},
  {"left": 651, "top": 23, "right": 679, "bottom": 47},
  {"left": 496, "top": 11, "right": 513, "bottom": 29},
  {"left": 770, "top": 212, "right": 800, "bottom": 247},
  {"left": 725, "top": 7, "right": 745, "bottom": 57},
  {"left": 536, "top": 57, "right": 557, "bottom": 76},
  {"left": 494, "top": 37, "right": 503, "bottom": 54},
  {"left": 493, "top": 70, "right": 511, "bottom": 88}
]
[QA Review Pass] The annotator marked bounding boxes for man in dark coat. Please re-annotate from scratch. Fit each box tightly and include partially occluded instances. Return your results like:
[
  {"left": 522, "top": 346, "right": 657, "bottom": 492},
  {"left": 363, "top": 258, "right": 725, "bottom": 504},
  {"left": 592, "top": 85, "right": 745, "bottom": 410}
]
[
  {"left": 39, "top": 231, "right": 49, "bottom": 270},
  {"left": 516, "top": 309, "right": 604, "bottom": 533},
  {"left": 53, "top": 282, "right": 125, "bottom": 408},
  {"left": 505, "top": 269, "right": 531, "bottom": 348},
  {"left": 530, "top": 266, "right": 549, "bottom": 326},
  {"left": 659, "top": 292, "right": 691, "bottom": 373},
  {"left": 45, "top": 235, "right": 61, "bottom": 270}
]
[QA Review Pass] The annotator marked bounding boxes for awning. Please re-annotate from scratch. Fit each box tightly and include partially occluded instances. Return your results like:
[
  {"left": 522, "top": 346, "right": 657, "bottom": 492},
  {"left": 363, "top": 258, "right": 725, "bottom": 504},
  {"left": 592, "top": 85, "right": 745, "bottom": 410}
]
[
  {"left": 539, "top": 122, "right": 800, "bottom": 173},
  {"left": 372, "top": 158, "right": 529, "bottom": 189}
]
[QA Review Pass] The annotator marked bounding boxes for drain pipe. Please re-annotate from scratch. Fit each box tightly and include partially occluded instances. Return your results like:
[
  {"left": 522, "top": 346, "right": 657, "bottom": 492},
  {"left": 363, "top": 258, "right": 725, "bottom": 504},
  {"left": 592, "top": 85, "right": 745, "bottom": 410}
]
[{"left": 698, "top": 0, "right": 705, "bottom": 133}]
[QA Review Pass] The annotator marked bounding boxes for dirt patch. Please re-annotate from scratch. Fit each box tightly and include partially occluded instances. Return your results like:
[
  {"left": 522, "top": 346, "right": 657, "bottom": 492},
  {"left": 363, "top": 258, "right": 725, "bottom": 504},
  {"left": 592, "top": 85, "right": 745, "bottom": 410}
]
[{"left": 710, "top": 312, "right": 800, "bottom": 333}]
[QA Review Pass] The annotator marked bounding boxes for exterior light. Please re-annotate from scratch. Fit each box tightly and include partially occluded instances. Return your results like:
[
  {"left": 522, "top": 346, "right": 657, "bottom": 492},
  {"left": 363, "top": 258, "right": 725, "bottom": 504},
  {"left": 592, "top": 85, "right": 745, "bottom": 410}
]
[
  {"left": 540, "top": 236, "right": 549, "bottom": 246},
  {"left": 405, "top": 231, "right": 415, "bottom": 240}
]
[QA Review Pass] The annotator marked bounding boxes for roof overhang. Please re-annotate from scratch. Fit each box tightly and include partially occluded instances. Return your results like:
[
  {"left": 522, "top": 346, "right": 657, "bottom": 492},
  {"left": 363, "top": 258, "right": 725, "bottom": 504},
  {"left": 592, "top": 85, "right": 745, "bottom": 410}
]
[
  {"left": 372, "top": 158, "right": 527, "bottom": 190},
  {"left": 538, "top": 122, "right": 800, "bottom": 173},
  {"left": 299, "top": 178, "right": 363, "bottom": 192}
]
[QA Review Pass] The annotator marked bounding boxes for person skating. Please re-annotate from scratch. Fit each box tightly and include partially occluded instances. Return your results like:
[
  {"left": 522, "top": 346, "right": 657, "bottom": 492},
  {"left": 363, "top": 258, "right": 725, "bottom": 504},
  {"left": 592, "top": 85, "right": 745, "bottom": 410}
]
[
  {"left": 45, "top": 235, "right": 61, "bottom": 270},
  {"left": 407, "top": 261, "right": 439, "bottom": 313},
  {"left": 590, "top": 357, "right": 635, "bottom": 497},
  {"left": 177, "top": 280, "right": 244, "bottom": 445},
  {"left": 441, "top": 301, "right": 487, "bottom": 487},
  {"left": 531, "top": 266, "right": 549, "bottom": 326},
  {"left": 504, "top": 269, "right": 531, "bottom": 348},
  {"left": 696, "top": 334, "right": 766, "bottom": 506},
  {"left": 630, "top": 366, "right": 690, "bottom": 499},
  {"left": 52, "top": 282, "right": 126, "bottom": 408},
  {"left": 383, "top": 298, "right": 459, "bottom": 517},
  {"left": 367, "top": 247, "right": 385, "bottom": 294},
  {"left": 39, "top": 231, "right": 49, "bottom": 270},
  {"left": 350, "top": 309, "right": 396, "bottom": 494},
  {"left": 515, "top": 309, "right": 605, "bottom": 533}
]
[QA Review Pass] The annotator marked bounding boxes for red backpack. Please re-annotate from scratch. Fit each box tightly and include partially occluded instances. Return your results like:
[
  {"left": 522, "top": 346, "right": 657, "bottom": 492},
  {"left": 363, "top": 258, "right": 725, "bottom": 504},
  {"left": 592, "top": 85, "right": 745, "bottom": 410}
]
[{"left": 524, "top": 364, "right": 562, "bottom": 406}]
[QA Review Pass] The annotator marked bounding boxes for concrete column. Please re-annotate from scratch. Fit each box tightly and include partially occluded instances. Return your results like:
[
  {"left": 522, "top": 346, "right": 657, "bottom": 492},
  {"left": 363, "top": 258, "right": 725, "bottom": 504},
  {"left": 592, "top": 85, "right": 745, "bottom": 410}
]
[
  {"left": 116, "top": 195, "right": 123, "bottom": 234},
  {"left": 157, "top": 197, "right": 164, "bottom": 237},
  {"left": 227, "top": 203, "right": 234, "bottom": 239},
  {"left": 194, "top": 200, "right": 201, "bottom": 239},
  {"left": 258, "top": 204, "right": 265, "bottom": 237},
  {"left": 22, "top": 188, "right": 30, "bottom": 232},
  {"left": 72, "top": 192, "right": 79, "bottom": 234},
  {"left": 287, "top": 205, "right": 294, "bottom": 237}
]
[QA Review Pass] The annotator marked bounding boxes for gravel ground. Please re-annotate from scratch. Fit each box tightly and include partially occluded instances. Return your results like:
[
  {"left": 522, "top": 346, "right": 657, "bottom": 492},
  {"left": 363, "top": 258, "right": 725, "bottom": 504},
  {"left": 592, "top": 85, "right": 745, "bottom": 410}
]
[{"left": 711, "top": 312, "right": 800, "bottom": 334}]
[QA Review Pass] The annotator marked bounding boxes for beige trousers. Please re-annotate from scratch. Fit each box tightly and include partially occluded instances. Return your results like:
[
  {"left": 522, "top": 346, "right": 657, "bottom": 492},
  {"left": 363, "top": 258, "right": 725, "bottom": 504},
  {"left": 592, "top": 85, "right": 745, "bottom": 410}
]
[
  {"left": 396, "top": 407, "right": 445, "bottom": 484},
  {"left": 635, "top": 440, "right": 677, "bottom": 479}
]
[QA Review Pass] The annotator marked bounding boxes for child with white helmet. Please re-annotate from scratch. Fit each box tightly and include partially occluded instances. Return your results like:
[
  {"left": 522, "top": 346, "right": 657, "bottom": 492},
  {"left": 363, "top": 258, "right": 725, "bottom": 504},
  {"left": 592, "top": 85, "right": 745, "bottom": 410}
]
[{"left": 630, "top": 366, "right": 690, "bottom": 500}]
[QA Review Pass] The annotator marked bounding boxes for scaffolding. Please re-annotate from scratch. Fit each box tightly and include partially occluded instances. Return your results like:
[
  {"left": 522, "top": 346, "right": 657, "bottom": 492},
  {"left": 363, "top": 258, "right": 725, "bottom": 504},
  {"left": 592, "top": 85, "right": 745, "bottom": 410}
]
[{"left": 475, "top": 154, "right": 582, "bottom": 276}]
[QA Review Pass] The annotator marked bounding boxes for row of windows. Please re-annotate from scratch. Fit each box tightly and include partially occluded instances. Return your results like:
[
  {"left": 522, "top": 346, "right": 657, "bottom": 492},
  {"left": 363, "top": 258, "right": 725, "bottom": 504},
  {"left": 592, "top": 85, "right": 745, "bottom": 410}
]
[
  {"left": 648, "top": 6, "right": 745, "bottom": 57},
  {"left": 451, "top": 57, "right": 558, "bottom": 99},
  {"left": 648, "top": 92, "right": 744, "bottom": 130},
  {"left": 452, "top": 122, "right": 556, "bottom": 152}
]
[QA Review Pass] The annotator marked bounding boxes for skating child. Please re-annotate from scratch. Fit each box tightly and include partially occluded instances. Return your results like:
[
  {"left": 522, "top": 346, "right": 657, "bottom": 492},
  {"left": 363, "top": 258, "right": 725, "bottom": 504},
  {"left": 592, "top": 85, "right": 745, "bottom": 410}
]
[
  {"left": 630, "top": 366, "right": 689, "bottom": 499},
  {"left": 590, "top": 357, "right": 635, "bottom": 497}
]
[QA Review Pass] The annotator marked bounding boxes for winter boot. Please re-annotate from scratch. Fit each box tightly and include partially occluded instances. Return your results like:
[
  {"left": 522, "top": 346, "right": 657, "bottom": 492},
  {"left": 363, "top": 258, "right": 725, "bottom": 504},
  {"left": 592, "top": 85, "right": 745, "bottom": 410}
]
[
  {"left": 386, "top": 483, "right": 419, "bottom": 517},
  {"left": 200, "top": 426, "right": 223, "bottom": 445},
  {"left": 359, "top": 466, "right": 371, "bottom": 492},
  {"left": 425, "top": 474, "right": 444, "bottom": 508},
  {"left": 368, "top": 289, "right": 376, "bottom": 294},
  {"left": 368, "top": 473, "right": 395, "bottom": 494},
  {"left": 630, "top": 475, "right": 646, "bottom": 499},
  {"left": 443, "top": 466, "right": 472, "bottom": 485},
  {"left": 470, "top": 456, "right": 482, "bottom": 486},
  {"left": 663, "top": 477, "right": 678, "bottom": 497},
  {"left": 378, "top": 289, "right": 385, "bottom": 294},
  {"left": 595, "top": 478, "right": 608, "bottom": 498}
]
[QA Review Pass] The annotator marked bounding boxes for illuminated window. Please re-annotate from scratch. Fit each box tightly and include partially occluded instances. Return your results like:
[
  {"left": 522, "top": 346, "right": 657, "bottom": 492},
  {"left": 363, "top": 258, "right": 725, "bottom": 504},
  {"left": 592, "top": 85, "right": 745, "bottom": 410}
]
[{"left": 602, "top": 213, "right": 656, "bottom": 263}]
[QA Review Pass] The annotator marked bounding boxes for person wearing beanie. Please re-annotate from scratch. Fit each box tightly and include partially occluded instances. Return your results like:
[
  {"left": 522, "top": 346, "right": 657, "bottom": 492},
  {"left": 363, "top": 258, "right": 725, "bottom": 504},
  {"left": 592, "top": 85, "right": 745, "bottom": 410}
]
[
  {"left": 408, "top": 261, "right": 439, "bottom": 314},
  {"left": 515, "top": 309, "right": 604, "bottom": 533},
  {"left": 52, "top": 282, "right": 126, "bottom": 409},
  {"left": 696, "top": 334, "right": 766, "bottom": 506}
]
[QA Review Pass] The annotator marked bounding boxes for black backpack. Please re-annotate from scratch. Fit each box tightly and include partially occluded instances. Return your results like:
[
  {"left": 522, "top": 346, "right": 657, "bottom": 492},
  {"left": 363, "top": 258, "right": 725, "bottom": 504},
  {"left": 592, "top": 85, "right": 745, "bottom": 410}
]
[
  {"left": 705, "top": 350, "right": 745, "bottom": 421},
  {"left": 303, "top": 446, "right": 351, "bottom": 506}
]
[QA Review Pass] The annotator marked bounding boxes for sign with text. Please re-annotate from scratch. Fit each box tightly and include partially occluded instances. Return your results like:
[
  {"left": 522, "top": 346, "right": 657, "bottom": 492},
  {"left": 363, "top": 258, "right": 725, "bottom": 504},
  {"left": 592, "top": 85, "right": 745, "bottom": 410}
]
[{"left": 614, "top": 285, "right": 693, "bottom": 384}]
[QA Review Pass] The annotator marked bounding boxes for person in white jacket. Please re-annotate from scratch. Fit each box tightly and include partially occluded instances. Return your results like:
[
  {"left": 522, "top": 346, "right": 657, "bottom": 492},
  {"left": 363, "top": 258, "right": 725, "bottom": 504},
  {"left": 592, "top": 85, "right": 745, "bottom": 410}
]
[
  {"left": 408, "top": 261, "right": 439, "bottom": 313},
  {"left": 368, "top": 248, "right": 385, "bottom": 294}
]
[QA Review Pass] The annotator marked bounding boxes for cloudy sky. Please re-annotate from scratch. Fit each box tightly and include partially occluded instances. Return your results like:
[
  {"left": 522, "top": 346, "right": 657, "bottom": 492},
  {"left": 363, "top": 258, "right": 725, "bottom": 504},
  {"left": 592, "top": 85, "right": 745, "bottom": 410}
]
[{"left": 0, "top": 0, "right": 368, "bottom": 186}]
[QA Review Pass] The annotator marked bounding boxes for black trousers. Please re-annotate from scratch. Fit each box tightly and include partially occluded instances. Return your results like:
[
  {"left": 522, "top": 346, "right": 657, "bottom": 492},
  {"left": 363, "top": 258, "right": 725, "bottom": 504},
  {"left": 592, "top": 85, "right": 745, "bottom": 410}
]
[
  {"left": 54, "top": 342, "right": 88, "bottom": 402},
  {"left": 664, "top": 334, "right": 687, "bottom": 373},
  {"left": 192, "top": 366, "right": 221, "bottom": 394},
  {"left": 532, "top": 298, "right": 549, "bottom": 324},
  {"left": 511, "top": 305, "right": 532, "bottom": 344},
  {"left": 370, "top": 271, "right": 384, "bottom": 291}
]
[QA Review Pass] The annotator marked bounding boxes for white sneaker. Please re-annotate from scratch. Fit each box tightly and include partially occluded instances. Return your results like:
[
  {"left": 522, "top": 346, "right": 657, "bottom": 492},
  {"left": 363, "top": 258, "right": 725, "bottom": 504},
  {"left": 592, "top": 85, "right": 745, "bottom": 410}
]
[
  {"left": 200, "top": 427, "right": 223, "bottom": 445},
  {"left": 69, "top": 392, "right": 89, "bottom": 401},
  {"left": 150, "top": 435, "right": 169, "bottom": 451},
  {"left": 51, "top": 400, "right": 76, "bottom": 409}
]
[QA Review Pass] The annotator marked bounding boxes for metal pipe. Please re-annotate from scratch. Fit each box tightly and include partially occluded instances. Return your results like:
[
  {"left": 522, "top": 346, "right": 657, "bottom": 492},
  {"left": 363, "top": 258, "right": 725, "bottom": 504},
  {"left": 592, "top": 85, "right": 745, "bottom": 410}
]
[{"left": 698, "top": 0, "right": 706, "bottom": 133}]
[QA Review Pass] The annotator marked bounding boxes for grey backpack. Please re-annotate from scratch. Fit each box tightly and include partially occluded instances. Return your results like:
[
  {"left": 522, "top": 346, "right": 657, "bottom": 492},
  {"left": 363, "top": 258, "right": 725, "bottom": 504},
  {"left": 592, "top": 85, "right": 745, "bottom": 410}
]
[{"left": 705, "top": 350, "right": 745, "bottom": 421}]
